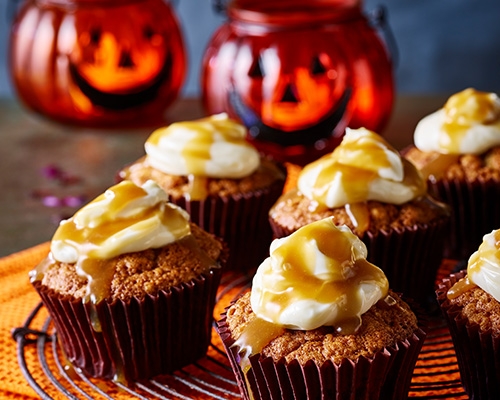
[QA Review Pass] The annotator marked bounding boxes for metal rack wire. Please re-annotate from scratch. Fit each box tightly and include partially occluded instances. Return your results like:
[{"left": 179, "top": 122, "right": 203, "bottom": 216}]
[{"left": 13, "top": 272, "right": 469, "bottom": 399}]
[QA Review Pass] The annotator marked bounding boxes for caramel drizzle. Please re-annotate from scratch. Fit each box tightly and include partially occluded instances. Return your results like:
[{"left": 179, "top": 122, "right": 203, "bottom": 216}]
[
  {"left": 441, "top": 88, "right": 500, "bottom": 153},
  {"left": 416, "top": 152, "right": 459, "bottom": 182},
  {"left": 448, "top": 230, "right": 500, "bottom": 299},
  {"left": 302, "top": 132, "right": 425, "bottom": 212},
  {"left": 187, "top": 174, "right": 208, "bottom": 201},
  {"left": 232, "top": 317, "right": 285, "bottom": 374}
]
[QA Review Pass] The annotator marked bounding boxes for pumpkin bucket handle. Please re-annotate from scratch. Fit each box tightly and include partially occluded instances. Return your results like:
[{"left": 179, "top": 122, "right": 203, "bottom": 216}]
[{"left": 367, "top": 5, "right": 399, "bottom": 68}]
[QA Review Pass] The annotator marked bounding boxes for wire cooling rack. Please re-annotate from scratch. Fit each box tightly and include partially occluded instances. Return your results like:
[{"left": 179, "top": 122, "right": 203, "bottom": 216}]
[{"left": 13, "top": 266, "right": 469, "bottom": 399}]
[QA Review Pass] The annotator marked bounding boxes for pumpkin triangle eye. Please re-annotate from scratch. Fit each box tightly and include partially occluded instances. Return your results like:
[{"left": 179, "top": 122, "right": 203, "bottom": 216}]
[
  {"left": 311, "top": 56, "right": 327, "bottom": 75},
  {"left": 143, "top": 26, "right": 155, "bottom": 40},
  {"left": 89, "top": 28, "right": 101, "bottom": 44},
  {"left": 249, "top": 55, "right": 265, "bottom": 78}
]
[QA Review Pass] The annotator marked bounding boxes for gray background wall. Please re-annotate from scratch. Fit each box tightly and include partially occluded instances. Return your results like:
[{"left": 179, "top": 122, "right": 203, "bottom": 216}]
[{"left": 1, "top": 0, "right": 499, "bottom": 100}]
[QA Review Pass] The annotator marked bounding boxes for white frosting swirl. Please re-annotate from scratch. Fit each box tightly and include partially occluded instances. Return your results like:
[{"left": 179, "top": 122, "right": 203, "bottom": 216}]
[
  {"left": 298, "top": 127, "right": 426, "bottom": 208},
  {"left": 250, "top": 218, "right": 389, "bottom": 331},
  {"left": 467, "top": 229, "right": 500, "bottom": 302},
  {"left": 145, "top": 113, "right": 260, "bottom": 179},
  {"left": 414, "top": 88, "right": 500, "bottom": 155},
  {"left": 51, "top": 180, "right": 191, "bottom": 263}
]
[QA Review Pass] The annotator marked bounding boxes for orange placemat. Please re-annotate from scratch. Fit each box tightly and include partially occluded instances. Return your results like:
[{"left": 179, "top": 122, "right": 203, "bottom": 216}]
[{"left": 0, "top": 242, "right": 50, "bottom": 399}]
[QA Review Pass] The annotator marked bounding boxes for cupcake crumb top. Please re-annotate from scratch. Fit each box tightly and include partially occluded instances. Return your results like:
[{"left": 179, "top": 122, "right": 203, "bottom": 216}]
[
  {"left": 270, "top": 195, "right": 447, "bottom": 237},
  {"left": 38, "top": 223, "right": 224, "bottom": 302},
  {"left": 121, "top": 157, "right": 285, "bottom": 198},
  {"left": 226, "top": 291, "right": 418, "bottom": 365}
]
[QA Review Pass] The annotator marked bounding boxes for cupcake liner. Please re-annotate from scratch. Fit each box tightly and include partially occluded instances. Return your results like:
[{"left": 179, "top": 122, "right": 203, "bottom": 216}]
[
  {"left": 33, "top": 267, "right": 221, "bottom": 382},
  {"left": 173, "top": 179, "right": 285, "bottom": 272},
  {"left": 363, "top": 221, "right": 448, "bottom": 309},
  {"left": 430, "top": 177, "right": 500, "bottom": 260},
  {"left": 270, "top": 218, "right": 448, "bottom": 310},
  {"left": 217, "top": 298, "right": 426, "bottom": 400},
  {"left": 437, "top": 270, "right": 500, "bottom": 399}
]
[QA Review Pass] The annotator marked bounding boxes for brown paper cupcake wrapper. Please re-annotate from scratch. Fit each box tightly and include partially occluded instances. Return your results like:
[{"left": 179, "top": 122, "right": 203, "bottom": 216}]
[
  {"left": 436, "top": 270, "right": 500, "bottom": 399},
  {"left": 173, "top": 179, "right": 285, "bottom": 272},
  {"left": 217, "top": 299, "right": 426, "bottom": 400},
  {"left": 33, "top": 267, "right": 221, "bottom": 382},
  {"left": 430, "top": 178, "right": 500, "bottom": 260},
  {"left": 270, "top": 219, "right": 448, "bottom": 310}
]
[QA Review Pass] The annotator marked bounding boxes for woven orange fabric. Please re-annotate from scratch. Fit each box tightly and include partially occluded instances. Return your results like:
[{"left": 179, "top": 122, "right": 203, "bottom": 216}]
[{"left": 0, "top": 242, "right": 50, "bottom": 399}]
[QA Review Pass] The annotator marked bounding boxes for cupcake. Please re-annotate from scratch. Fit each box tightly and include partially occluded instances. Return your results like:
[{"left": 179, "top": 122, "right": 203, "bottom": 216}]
[
  {"left": 404, "top": 88, "right": 500, "bottom": 260},
  {"left": 217, "top": 218, "right": 427, "bottom": 400},
  {"left": 118, "top": 113, "right": 286, "bottom": 272},
  {"left": 436, "top": 228, "right": 500, "bottom": 399},
  {"left": 29, "top": 180, "right": 227, "bottom": 382},
  {"left": 269, "top": 127, "right": 450, "bottom": 307}
]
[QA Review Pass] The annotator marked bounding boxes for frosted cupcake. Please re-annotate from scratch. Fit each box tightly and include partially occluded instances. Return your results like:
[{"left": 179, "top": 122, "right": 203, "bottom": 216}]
[
  {"left": 217, "top": 218, "right": 426, "bottom": 400},
  {"left": 30, "top": 180, "right": 227, "bottom": 382},
  {"left": 405, "top": 88, "right": 500, "bottom": 259},
  {"left": 119, "top": 113, "right": 286, "bottom": 272},
  {"left": 269, "top": 127, "right": 449, "bottom": 307},
  {"left": 437, "top": 228, "right": 500, "bottom": 398}
]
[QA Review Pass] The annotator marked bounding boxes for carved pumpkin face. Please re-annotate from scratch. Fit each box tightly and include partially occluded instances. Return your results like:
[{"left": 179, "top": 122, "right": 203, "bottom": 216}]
[
  {"left": 202, "top": 7, "right": 394, "bottom": 165},
  {"left": 10, "top": 0, "right": 185, "bottom": 126},
  {"left": 231, "top": 30, "right": 350, "bottom": 132},
  {"left": 69, "top": 8, "right": 172, "bottom": 109}
]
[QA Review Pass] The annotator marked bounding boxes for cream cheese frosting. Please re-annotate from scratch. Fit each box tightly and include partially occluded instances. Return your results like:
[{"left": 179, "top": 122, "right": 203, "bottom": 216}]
[
  {"left": 297, "top": 127, "right": 426, "bottom": 209},
  {"left": 250, "top": 218, "right": 389, "bottom": 332},
  {"left": 50, "top": 180, "right": 191, "bottom": 264},
  {"left": 466, "top": 229, "right": 500, "bottom": 302},
  {"left": 414, "top": 88, "right": 500, "bottom": 155},
  {"left": 145, "top": 113, "right": 260, "bottom": 179}
]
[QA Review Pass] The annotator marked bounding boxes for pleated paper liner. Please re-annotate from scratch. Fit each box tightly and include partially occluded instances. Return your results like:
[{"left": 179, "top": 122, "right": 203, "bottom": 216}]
[
  {"left": 171, "top": 178, "right": 285, "bottom": 273},
  {"left": 31, "top": 266, "right": 222, "bottom": 382},
  {"left": 216, "top": 295, "right": 427, "bottom": 400},
  {"left": 437, "top": 270, "right": 500, "bottom": 399},
  {"left": 430, "top": 177, "right": 500, "bottom": 260}
]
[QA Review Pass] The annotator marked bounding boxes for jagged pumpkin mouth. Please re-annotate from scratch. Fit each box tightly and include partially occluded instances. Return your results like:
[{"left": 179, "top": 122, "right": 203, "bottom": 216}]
[
  {"left": 68, "top": 53, "right": 172, "bottom": 111},
  {"left": 228, "top": 87, "right": 351, "bottom": 147}
]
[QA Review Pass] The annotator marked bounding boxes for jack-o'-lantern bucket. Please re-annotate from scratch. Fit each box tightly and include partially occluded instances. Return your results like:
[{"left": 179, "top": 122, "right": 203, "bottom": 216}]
[
  {"left": 9, "top": 0, "right": 186, "bottom": 127},
  {"left": 201, "top": 0, "right": 395, "bottom": 165}
]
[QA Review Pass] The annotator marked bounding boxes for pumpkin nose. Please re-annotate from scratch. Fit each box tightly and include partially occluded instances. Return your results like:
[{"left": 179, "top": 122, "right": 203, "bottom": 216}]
[
  {"left": 119, "top": 50, "right": 135, "bottom": 68},
  {"left": 281, "top": 83, "right": 299, "bottom": 103}
]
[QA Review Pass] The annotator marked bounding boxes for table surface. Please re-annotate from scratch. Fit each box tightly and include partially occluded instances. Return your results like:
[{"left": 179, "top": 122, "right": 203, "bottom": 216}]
[{"left": 0, "top": 94, "right": 448, "bottom": 258}]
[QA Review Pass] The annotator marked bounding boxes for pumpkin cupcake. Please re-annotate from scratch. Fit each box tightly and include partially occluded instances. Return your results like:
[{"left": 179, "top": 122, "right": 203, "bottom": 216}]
[
  {"left": 404, "top": 88, "right": 500, "bottom": 260},
  {"left": 436, "top": 228, "right": 500, "bottom": 399},
  {"left": 118, "top": 113, "right": 286, "bottom": 272},
  {"left": 269, "top": 127, "right": 450, "bottom": 308},
  {"left": 30, "top": 180, "right": 227, "bottom": 382},
  {"left": 217, "top": 218, "right": 427, "bottom": 400}
]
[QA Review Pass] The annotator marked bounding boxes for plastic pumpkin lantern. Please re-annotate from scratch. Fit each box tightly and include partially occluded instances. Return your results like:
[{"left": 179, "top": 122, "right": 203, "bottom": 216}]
[
  {"left": 201, "top": 0, "right": 394, "bottom": 165},
  {"left": 9, "top": 0, "right": 186, "bottom": 127}
]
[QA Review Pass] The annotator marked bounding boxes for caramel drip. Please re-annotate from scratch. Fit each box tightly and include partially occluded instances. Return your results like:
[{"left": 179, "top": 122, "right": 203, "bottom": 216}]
[
  {"left": 178, "top": 234, "right": 221, "bottom": 273},
  {"left": 442, "top": 88, "right": 499, "bottom": 153},
  {"left": 316, "top": 162, "right": 378, "bottom": 205},
  {"left": 345, "top": 202, "right": 369, "bottom": 235},
  {"left": 447, "top": 276, "right": 477, "bottom": 300},
  {"left": 29, "top": 254, "right": 55, "bottom": 283},
  {"left": 232, "top": 317, "right": 285, "bottom": 373},
  {"left": 417, "top": 152, "right": 459, "bottom": 181},
  {"left": 187, "top": 174, "right": 208, "bottom": 201}
]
